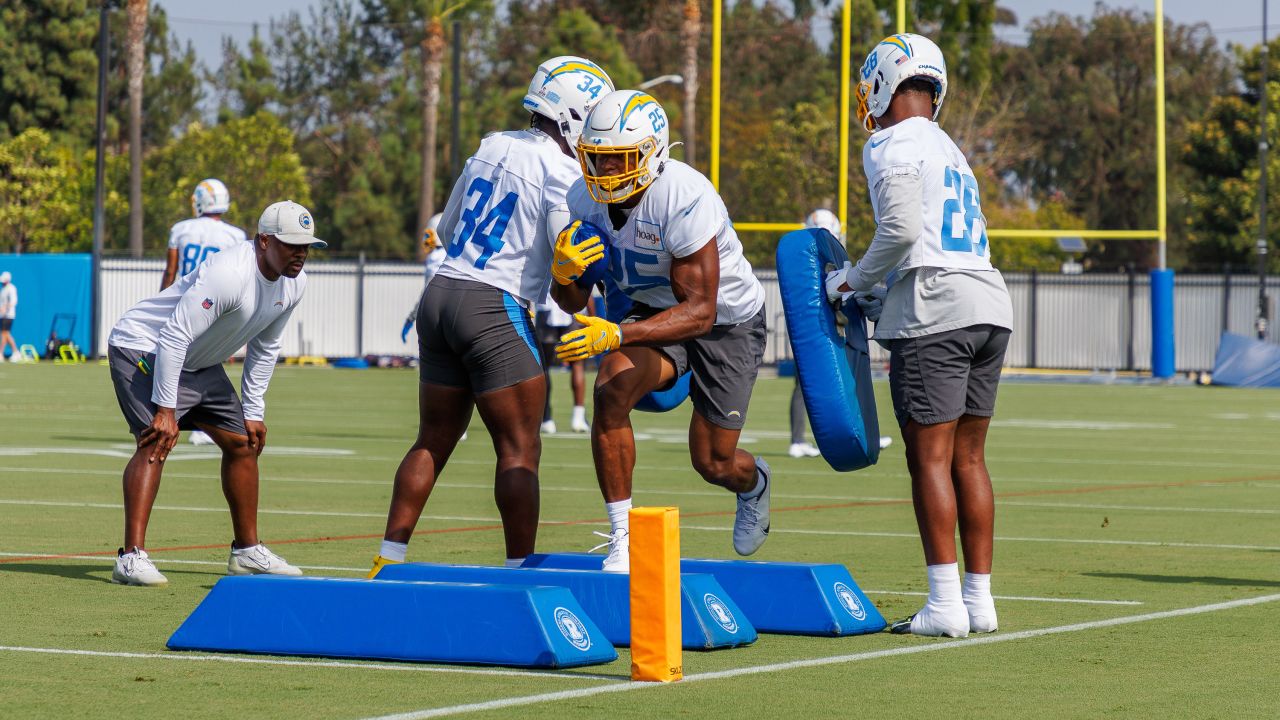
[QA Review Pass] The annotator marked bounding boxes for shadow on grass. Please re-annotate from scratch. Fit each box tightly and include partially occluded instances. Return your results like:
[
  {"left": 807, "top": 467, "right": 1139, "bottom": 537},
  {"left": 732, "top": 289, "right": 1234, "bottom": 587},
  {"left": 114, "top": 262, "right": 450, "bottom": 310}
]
[
  {"left": 1084, "top": 572, "right": 1280, "bottom": 588},
  {"left": 0, "top": 562, "right": 213, "bottom": 584}
]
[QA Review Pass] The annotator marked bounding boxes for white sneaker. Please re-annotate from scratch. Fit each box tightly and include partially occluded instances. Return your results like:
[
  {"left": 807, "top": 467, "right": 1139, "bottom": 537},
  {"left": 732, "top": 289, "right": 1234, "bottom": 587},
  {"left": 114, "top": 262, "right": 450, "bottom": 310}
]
[
  {"left": 460, "top": 431, "right": 468, "bottom": 441},
  {"left": 112, "top": 547, "right": 168, "bottom": 587},
  {"left": 189, "top": 430, "right": 216, "bottom": 446},
  {"left": 8, "top": 354, "right": 22, "bottom": 363},
  {"left": 889, "top": 603, "right": 970, "bottom": 638},
  {"left": 540, "top": 420, "right": 557, "bottom": 435},
  {"left": 879, "top": 436, "right": 893, "bottom": 449},
  {"left": 733, "top": 457, "right": 771, "bottom": 555},
  {"left": 590, "top": 529, "right": 629, "bottom": 573},
  {"left": 571, "top": 407, "right": 590, "bottom": 433},
  {"left": 788, "top": 442, "right": 820, "bottom": 458},
  {"left": 227, "top": 544, "right": 303, "bottom": 576},
  {"left": 965, "top": 597, "right": 998, "bottom": 633}
]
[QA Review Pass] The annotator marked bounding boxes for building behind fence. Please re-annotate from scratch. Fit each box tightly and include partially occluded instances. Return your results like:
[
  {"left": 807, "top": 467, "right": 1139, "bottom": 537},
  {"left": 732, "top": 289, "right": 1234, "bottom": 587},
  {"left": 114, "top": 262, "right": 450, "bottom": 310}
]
[{"left": 101, "top": 259, "right": 1279, "bottom": 372}]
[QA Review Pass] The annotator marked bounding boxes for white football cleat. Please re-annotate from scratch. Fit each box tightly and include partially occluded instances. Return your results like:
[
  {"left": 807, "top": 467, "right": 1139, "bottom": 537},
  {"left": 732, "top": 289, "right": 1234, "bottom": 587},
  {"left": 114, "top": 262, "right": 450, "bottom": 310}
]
[
  {"left": 889, "top": 603, "right": 970, "bottom": 638},
  {"left": 112, "top": 547, "right": 168, "bottom": 587},
  {"left": 733, "top": 457, "right": 771, "bottom": 555},
  {"left": 571, "top": 406, "right": 589, "bottom": 433},
  {"left": 590, "top": 529, "right": 629, "bottom": 573},
  {"left": 788, "top": 442, "right": 820, "bottom": 458},
  {"left": 879, "top": 436, "right": 893, "bottom": 449},
  {"left": 965, "top": 598, "right": 998, "bottom": 633},
  {"left": 227, "top": 544, "right": 303, "bottom": 576},
  {"left": 540, "top": 420, "right": 557, "bottom": 435},
  {"left": 189, "top": 430, "right": 216, "bottom": 446}
]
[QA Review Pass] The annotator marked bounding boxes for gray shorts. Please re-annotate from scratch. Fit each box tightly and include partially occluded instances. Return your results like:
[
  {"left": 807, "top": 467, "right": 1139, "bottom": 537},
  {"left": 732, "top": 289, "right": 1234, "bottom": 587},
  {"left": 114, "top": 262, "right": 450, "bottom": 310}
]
[
  {"left": 417, "top": 275, "right": 543, "bottom": 394},
  {"left": 108, "top": 345, "right": 248, "bottom": 436},
  {"left": 887, "top": 324, "right": 1010, "bottom": 428},
  {"left": 625, "top": 305, "right": 767, "bottom": 430}
]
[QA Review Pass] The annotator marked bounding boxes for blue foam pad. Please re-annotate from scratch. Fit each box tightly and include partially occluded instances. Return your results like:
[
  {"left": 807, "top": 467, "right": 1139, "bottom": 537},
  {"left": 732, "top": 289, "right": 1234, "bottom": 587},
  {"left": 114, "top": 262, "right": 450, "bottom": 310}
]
[
  {"left": 524, "top": 553, "right": 885, "bottom": 636},
  {"left": 167, "top": 576, "right": 617, "bottom": 668},
  {"left": 602, "top": 274, "right": 691, "bottom": 413},
  {"left": 1212, "top": 332, "right": 1280, "bottom": 387},
  {"left": 571, "top": 220, "right": 612, "bottom": 288},
  {"left": 776, "top": 228, "right": 880, "bottom": 471},
  {"left": 376, "top": 563, "right": 755, "bottom": 650}
]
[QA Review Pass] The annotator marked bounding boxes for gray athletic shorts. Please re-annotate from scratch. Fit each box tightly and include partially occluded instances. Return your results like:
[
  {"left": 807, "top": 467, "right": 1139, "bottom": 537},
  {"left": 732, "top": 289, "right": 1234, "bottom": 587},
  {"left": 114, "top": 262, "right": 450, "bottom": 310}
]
[
  {"left": 107, "top": 345, "right": 248, "bottom": 436},
  {"left": 417, "top": 275, "right": 543, "bottom": 394},
  {"left": 886, "top": 324, "right": 1011, "bottom": 428},
  {"left": 624, "top": 304, "right": 767, "bottom": 430}
]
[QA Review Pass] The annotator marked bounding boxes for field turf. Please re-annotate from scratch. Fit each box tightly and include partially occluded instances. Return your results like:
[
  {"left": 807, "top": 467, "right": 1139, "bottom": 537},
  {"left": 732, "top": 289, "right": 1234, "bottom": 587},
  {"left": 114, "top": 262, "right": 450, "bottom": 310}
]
[{"left": 1, "top": 362, "right": 1278, "bottom": 719}]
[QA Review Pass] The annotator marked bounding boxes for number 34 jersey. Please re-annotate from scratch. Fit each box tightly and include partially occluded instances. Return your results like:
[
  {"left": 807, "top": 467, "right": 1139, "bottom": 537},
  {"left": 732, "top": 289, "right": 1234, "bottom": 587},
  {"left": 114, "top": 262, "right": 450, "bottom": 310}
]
[
  {"left": 168, "top": 216, "right": 248, "bottom": 277},
  {"left": 566, "top": 160, "right": 764, "bottom": 325},
  {"left": 863, "top": 116, "right": 995, "bottom": 277},
  {"left": 436, "top": 130, "right": 579, "bottom": 307}
]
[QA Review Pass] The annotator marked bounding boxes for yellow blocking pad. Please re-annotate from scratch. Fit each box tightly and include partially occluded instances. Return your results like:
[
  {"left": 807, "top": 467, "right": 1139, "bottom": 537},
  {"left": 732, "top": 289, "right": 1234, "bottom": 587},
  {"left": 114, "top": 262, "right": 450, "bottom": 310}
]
[{"left": 629, "top": 507, "right": 682, "bottom": 682}]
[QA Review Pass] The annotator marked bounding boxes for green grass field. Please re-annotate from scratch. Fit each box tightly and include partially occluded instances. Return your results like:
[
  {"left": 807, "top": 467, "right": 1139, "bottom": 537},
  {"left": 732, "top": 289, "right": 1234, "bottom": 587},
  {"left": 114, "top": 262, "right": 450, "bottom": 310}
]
[{"left": 2, "top": 362, "right": 1278, "bottom": 719}]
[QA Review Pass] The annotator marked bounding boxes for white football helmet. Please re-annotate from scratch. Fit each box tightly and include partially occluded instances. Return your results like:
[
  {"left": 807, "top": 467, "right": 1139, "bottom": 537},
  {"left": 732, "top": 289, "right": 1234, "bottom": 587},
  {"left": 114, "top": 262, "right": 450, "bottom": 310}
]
[
  {"left": 577, "top": 89, "right": 670, "bottom": 204},
  {"left": 804, "top": 208, "right": 843, "bottom": 241},
  {"left": 523, "top": 56, "right": 615, "bottom": 149},
  {"left": 191, "top": 178, "right": 231, "bottom": 216},
  {"left": 855, "top": 33, "right": 948, "bottom": 133}
]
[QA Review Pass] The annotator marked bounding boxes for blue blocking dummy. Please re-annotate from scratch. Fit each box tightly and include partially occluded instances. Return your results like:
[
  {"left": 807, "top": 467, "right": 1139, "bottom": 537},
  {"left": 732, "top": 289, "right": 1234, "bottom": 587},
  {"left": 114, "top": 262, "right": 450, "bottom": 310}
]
[
  {"left": 776, "top": 228, "right": 880, "bottom": 471},
  {"left": 377, "top": 563, "right": 755, "bottom": 650},
  {"left": 167, "top": 576, "right": 617, "bottom": 668},
  {"left": 601, "top": 274, "right": 691, "bottom": 412},
  {"left": 1211, "top": 332, "right": 1280, "bottom": 388},
  {"left": 523, "top": 553, "right": 886, "bottom": 636}
]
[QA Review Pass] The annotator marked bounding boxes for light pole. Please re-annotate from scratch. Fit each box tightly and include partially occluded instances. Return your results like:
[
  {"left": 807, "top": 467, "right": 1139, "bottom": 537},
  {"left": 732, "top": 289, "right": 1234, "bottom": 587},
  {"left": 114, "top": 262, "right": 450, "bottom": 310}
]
[
  {"left": 638, "top": 74, "right": 684, "bottom": 91},
  {"left": 1258, "top": 0, "right": 1271, "bottom": 341}
]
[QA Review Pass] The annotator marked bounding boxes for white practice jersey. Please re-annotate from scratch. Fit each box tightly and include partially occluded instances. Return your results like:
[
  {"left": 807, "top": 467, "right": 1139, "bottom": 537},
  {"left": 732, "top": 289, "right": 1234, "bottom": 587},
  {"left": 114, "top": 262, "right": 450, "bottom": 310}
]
[
  {"left": 0, "top": 283, "right": 16, "bottom": 319},
  {"left": 168, "top": 216, "right": 249, "bottom": 277},
  {"left": 423, "top": 245, "right": 446, "bottom": 286},
  {"left": 435, "top": 130, "right": 579, "bottom": 306},
  {"left": 863, "top": 116, "right": 994, "bottom": 282},
  {"left": 109, "top": 243, "right": 305, "bottom": 421},
  {"left": 566, "top": 160, "right": 764, "bottom": 325}
]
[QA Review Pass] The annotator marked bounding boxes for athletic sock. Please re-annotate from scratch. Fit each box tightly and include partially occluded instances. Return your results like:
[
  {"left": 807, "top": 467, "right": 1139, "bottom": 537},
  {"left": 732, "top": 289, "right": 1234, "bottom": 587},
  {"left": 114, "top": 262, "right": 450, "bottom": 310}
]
[
  {"left": 739, "top": 460, "right": 766, "bottom": 499},
  {"left": 504, "top": 558, "right": 524, "bottom": 569},
  {"left": 606, "top": 499, "right": 632, "bottom": 534},
  {"left": 379, "top": 540, "right": 408, "bottom": 562},
  {"left": 572, "top": 405, "right": 586, "bottom": 424},
  {"left": 963, "top": 571, "right": 998, "bottom": 633}
]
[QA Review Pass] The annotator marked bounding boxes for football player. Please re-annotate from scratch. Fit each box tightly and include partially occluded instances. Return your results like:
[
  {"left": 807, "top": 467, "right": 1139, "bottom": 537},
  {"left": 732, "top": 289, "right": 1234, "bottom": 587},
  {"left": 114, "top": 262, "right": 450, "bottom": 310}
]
[
  {"left": 826, "top": 34, "right": 1013, "bottom": 637},
  {"left": 368, "top": 57, "right": 615, "bottom": 576},
  {"left": 400, "top": 213, "right": 447, "bottom": 344},
  {"left": 550, "top": 90, "right": 771, "bottom": 573}
]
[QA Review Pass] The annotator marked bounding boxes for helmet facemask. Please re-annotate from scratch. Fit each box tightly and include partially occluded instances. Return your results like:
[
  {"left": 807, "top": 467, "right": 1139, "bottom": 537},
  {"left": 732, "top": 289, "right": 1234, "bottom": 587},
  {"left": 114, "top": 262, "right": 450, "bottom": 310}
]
[{"left": 577, "top": 136, "right": 660, "bottom": 204}]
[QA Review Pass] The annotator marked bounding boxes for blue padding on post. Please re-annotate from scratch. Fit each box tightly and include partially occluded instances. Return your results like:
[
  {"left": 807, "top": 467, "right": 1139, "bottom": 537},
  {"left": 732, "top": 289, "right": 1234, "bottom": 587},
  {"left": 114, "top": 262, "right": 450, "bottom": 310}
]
[
  {"left": 1150, "top": 269, "right": 1175, "bottom": 378},
  {"left": 602, "top": 274, "right": 691, "bottom": 413},
  {"left": 524, "top": 553, "right": 886, "bottom": 636},
  {"left": 775, "top": 229, "right": 879, "bottom": 471},
  {"left": 377, "top": 563, "right": 755, "bottom": 650},
  {"left": 167, "top": 576, "right": 617, "bottom": 668},
  {"left": 1211, "top": 333, "right": 1280, "bottom": 387}
]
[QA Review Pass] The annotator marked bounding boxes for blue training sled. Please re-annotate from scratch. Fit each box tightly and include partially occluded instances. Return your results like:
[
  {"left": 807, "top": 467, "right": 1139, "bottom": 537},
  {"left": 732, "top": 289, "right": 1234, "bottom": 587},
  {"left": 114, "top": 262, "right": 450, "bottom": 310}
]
[
  {"left": 167, "top": 575, "right": 617, "bottom": 668},
  {"left": 523, "top": 553, "right": 886, "bottom": 636},
  {"left": 377, "top": 562, "right": 756, "bottom": 650}
]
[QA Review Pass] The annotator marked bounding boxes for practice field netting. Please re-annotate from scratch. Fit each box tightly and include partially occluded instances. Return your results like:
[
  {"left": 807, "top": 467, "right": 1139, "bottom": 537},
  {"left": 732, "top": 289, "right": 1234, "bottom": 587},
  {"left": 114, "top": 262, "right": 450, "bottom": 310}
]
[{"left": 1, "top": 362, "right": 1278, "bottom": 718}]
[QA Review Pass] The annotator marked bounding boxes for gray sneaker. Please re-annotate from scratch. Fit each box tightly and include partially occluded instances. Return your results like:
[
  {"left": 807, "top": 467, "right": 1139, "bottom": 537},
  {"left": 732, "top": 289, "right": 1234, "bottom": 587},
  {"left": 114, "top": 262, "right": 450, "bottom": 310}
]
[{"left": 733, "top": 457, "right": 771, "bottom": 555}]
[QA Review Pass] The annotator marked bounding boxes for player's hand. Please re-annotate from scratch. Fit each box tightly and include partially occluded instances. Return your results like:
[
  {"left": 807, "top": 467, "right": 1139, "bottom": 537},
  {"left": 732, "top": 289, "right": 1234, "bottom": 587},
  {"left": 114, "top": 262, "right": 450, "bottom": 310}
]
[
  {"left": 556, "top": 314, "right": 621, "bottom": 361},
  {"left": 422, "top": 227, "right": 439, "bottom": 254},
  {"left": 552, "top": 221, "right": 605, "bottom": 286},
  {"left": 854, "top": 285, "right": 887, "bottom": 323},
  {"left": 138, "top": 407, "right": 180, "bottom": 463},
  {"left": 824, "top": 261, "right": 853, "bottom": 303},
  {"left": 401, "top": 315, "right": 414, "bottom": 343},
  {"left": 245, "top": 420, "right": 267, "bottom": 458}
]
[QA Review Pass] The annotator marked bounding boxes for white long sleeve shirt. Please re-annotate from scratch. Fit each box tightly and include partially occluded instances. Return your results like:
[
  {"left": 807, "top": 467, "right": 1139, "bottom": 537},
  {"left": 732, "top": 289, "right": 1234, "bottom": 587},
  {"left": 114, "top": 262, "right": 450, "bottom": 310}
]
[{"left": 108, "top": 242, "right": 305, "bottom": 421}]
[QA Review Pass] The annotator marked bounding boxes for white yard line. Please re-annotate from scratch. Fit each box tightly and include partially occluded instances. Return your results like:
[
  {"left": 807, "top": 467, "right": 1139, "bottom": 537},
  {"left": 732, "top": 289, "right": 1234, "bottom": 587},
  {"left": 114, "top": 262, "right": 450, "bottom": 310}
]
[
  {"left": 862, "top": 590, "right": 1142, "bottom": 606},
  {"left": 0, "top": 498, "right": 493, "bottom": 523},
  {"left": 359, "top": 593, "right": 1280, "bottom": 720}
]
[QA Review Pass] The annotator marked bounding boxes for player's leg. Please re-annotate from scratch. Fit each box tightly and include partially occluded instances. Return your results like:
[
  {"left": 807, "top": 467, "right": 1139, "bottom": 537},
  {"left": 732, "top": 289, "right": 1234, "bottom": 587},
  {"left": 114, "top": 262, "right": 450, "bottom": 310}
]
[
  {"left": 788, "top": 380, "right": 819, "bottom": 457},
  {"left": 108, "top": 346, "right": 169, "bottom": 586},
  {"left": 591, "top": 345, "right": 677, "bottom": 571},
  {"left": 570, "top": 359, "right": 589, "bottom": 432},
  {"left": 473, "top": 375, "right": 545, "bottom": 561}
]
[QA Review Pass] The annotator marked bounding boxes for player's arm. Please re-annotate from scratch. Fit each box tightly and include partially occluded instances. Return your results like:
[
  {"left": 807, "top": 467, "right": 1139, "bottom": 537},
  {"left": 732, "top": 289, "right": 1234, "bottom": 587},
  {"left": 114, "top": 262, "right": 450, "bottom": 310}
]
[
  {"left": 241, "top": 298, "right": 299, "bottom": 456},
  {"left": 549, "top": 214, "right": 598, "bottom": 315},
  {"left": 618, "top": 240, "right": 718, "bottom": 345},
  {"left": 829, "top": 170, "right": 922, "bottom": 296},
  {"left": 161, "top": 248, "right": 180, "bottom": 290}
]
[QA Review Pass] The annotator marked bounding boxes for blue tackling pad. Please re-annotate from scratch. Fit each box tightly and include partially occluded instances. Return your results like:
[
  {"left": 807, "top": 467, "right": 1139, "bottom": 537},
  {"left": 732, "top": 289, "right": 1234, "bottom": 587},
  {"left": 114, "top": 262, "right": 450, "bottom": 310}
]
[
  {"left": 523, "top": 553, "right": 886, "bottom": 636},
  {"left": 167, "top": 576, "right": 617, "bottom": 668},
  {"left": 377, "top": 563, "right": 756, "bottom": 650},
  {"left": 776, "top": 228, "right": 880, "bottom": 471},
  {"left": 602, "top": 274, "right": 691, "bottom": 412},
  {"left": 1211, "top": 332, "right": 1280, "bottom": 388}
]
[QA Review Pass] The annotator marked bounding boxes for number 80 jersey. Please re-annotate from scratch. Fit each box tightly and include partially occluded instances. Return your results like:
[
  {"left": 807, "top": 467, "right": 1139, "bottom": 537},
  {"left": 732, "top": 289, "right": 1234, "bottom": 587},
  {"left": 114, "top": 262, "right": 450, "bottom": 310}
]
[
  {"left": 863, "top": 116, "right": 995, "bottom": 276},
  {"left": 435, "top": 130, "right": 580, "bottom": 306},
  {"left": 168, "top": 216, "right": 248, "bottom": 277}
]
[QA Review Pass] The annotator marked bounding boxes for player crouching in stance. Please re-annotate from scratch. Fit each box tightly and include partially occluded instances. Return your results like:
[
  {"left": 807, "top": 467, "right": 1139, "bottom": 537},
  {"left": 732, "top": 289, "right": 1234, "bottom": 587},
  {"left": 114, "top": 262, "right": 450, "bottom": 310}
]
[
  {"left": 369, "top": 57, "right": 615, "bottom": 576},
  {"left": 827, "top": 34, "right": 1013, "bottom": 636},
  {"left": 106, "top": 201, "right": 324, "bottom": 586},
  {"left": 551, "top": 90, "right": 771, "bottom": 573}
]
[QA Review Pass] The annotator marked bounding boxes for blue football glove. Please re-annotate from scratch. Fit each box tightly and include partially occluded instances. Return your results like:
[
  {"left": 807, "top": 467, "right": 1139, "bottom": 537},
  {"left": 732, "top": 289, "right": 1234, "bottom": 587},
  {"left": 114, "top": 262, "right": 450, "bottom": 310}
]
[{"left": 401, "top": 316, "right": 414, "bottom": 343}]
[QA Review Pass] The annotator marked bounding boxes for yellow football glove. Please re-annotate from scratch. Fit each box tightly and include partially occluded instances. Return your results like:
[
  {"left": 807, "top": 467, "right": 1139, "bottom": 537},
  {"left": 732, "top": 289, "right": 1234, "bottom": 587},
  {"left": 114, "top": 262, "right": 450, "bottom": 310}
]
[
  {"left": 422, "top": 227, "right": 439, "bottom": 253},
  {"left": 556, "top": 314, "right": 622, "bottom": 361},
  {"left": 552, "top": 220, "right": 605, "bottom": 285}
]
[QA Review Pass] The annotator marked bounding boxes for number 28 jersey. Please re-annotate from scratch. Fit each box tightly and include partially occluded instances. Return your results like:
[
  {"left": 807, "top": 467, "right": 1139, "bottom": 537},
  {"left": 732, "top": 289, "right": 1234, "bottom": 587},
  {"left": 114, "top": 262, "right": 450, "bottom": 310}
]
[
  {"left": 168, "top": 216, "right": 248, "bottom": 277},
  {"left": 436, "top": 130, "right": 579, "bottom": 306},
  {"left": 863, "top": 116, "right": 994, "bottom": 279}
]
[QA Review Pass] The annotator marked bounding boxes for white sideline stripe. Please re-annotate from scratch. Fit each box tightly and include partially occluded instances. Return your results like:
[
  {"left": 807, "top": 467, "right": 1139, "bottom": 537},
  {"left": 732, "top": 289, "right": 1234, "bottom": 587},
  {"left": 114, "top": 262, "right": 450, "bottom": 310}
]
[
  {"left": 361, "top": 593, "right": 1280, "bottom": 720},
  {"left": 0, "top": 645, "right": 615, "bottom": 682},
  {"left": 863, "top": 590, "right": 1142, "bottom": 606},
  {"left": 999, "top": 501, "right": 1280, "bottom": 515},
  {"left": 0, "top": 499, "right": 493, "bottom": 523}
]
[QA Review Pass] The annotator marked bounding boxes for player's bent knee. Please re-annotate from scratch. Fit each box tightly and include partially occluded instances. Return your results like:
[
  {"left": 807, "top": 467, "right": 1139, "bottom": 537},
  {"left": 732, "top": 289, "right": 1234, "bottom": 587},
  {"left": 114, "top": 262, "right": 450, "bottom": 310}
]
[{"left": 690, "top": 452, "right": 737, "bottom": 485}]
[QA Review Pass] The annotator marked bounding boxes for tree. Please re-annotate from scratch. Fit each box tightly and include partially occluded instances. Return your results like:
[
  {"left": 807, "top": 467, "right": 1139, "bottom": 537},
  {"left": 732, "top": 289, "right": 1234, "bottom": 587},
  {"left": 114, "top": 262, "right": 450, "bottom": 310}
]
[
  {"left": 0, "top": 0, "right": 99, "bottom": 143},
  {"left": 125, "top": 0, "right": 148, "bottom": 257},
  {"left": 213, "top": 26, "right": 274, "bottom": 123},
  {"left": 0, "top": 129, "right": 87, "bottom": 253}
]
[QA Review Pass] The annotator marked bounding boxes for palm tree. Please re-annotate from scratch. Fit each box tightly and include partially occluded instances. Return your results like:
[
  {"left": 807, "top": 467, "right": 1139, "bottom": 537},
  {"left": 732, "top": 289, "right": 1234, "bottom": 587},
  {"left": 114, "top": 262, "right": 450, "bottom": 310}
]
[
  {"left": 417, "top": 1, "right": 469, "bottom": 260},
  {"left": 125, "top": 0, "right": 147, "bottom": 257},
  {"left": 681, "top": 0, "right": 700, "bottom": 168}
]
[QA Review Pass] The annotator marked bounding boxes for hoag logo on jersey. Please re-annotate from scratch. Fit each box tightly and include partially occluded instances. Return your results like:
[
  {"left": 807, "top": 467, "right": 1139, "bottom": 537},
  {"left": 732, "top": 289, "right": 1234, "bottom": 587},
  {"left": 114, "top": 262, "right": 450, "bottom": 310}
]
[
  {"left": 635, "top": 220, "right": 662, "bottom": 249},
  {"left": 703, "top": 593, "right": 739, "bottom": 633},
  {"left": 553, "top": 607, "right": 592, "bottom": 651},
  {"left": 833, "top": 582, "right": 866, "bottom": 621}
]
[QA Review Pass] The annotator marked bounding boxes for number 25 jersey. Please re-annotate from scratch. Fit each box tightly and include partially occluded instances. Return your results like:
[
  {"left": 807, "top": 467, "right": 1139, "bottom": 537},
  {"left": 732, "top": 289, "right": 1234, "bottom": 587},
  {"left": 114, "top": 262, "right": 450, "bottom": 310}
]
[
  {"left": 863, "top": 116, "right": 994, "bottom": 280},
  {"left": 436, "top": 130, "right": 579, "bottom": 306}
]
